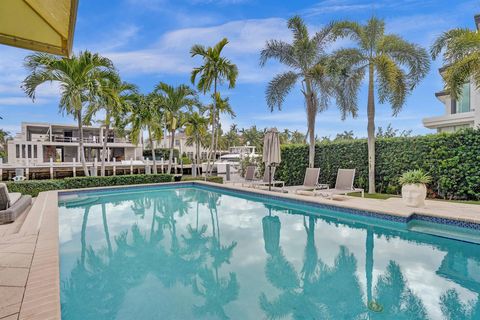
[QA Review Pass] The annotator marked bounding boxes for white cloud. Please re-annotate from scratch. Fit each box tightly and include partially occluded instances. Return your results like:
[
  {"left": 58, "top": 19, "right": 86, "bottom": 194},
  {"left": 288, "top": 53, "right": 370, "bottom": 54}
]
[
  {"left": 0, "top": 97, "right": 49, "bottom": 105},
  {"left": 101, "top": 18, "right": 290, "bottom": 83}
]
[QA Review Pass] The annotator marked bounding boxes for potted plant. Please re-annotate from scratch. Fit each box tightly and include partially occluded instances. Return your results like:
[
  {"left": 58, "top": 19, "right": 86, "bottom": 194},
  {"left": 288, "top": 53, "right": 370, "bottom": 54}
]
[{"left": 399, "top": 170, "right": 432, "bottom": 208}]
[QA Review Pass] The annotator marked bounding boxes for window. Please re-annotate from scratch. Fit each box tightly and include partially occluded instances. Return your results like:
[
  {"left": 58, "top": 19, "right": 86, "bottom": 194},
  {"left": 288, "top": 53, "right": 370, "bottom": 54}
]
[
  {"left": 28, "top": 145, "right": 32, "bottom": 158},
  {"left": 33, "top": 145, "right": 38, "bottom": 158},
  {"left": 15, "top": 145, "right": 20, "bottom": 158},
  {"left": 453, "top": 83, "right": 471, "bottom": 113}
]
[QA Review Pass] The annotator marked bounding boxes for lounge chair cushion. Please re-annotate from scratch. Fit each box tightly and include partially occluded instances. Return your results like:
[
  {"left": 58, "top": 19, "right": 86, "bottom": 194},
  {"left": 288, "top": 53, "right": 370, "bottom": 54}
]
[
  {"left": 0, "top": 195, "right": 32, "bottom": 224},
  {"left": 9, "top": 193, "right": 22, "bottom": 205},
  {"left": 0, "top": 184, "right": 9, "bottom": 210}
]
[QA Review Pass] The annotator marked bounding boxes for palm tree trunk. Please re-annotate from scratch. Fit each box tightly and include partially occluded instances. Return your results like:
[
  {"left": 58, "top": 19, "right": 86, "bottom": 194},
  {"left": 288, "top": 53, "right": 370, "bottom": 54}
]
[
  {"left": 77, "top": 111, "right": 89, "bottom": 176},
  {"left": 305, "top": 80, "right": 316, "bottom": 168},
  {"left": 168, "top": 130, "right": 175, "bottom": 174},
  {"left": 207, "top": 77, "right": 218, "bottom": 176},
  {"left": 101, "top": 115, "right": 110, "bottom": 177},
  {"left": 148, "top": 127, "right": 157, "bottom": 174},
  {"left": 214, "top": 117, "right": 220, "bottom": 164},
  {"left": 367, "top": 63, "right": 376, "bottom": 194},
  {"left": 196, "top": 137, "right": 201, "bottom": 176}
]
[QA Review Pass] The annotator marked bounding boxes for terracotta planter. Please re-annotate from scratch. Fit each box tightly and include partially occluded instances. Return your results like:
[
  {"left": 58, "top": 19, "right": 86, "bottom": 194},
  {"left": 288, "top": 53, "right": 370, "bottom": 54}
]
[{"left": 401, "top": 183, "right": 427, "bottom": 208}]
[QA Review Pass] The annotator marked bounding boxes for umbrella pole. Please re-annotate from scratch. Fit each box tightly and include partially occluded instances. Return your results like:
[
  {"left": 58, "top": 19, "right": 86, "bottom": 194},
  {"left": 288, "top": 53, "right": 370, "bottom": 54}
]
[{"left": 269, "top": 165, "right": 272, "bottom": 191}]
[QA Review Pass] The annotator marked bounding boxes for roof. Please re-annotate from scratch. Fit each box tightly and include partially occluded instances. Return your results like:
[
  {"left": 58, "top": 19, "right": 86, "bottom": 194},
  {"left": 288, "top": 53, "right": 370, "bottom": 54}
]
[{"left": 0, "top": 0, "right": 78, "bottom": 56}]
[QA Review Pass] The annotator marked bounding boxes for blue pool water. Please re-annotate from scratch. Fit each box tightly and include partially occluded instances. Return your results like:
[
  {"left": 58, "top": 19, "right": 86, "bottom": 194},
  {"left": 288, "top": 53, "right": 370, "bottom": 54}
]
[{"left": 58, "top": 185, "right": 480, "bottom": 320}]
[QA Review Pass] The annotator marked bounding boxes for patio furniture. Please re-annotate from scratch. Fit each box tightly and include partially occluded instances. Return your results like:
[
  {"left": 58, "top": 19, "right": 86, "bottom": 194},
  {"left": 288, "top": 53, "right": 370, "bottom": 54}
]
[
  {"left": 0, "top": 183, "right": 32, "bottom": 224},
  {"left": 284, "top": 168, "right": 328, "bottom": 194},
  {"left": 250, "top": 166, "right": 285, "bottom": 190},
  {"left": 241, "top": 165, "right": 258, "bottom": 187},
  {"left": 317, "top": 169, "right": 364, "bottom": 199}
]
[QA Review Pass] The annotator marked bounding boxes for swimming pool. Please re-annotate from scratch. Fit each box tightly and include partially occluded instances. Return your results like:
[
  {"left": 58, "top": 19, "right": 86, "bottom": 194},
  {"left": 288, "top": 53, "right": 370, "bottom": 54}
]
[{"left": 58, "top": 184, "right": 480, "bottom": 319}]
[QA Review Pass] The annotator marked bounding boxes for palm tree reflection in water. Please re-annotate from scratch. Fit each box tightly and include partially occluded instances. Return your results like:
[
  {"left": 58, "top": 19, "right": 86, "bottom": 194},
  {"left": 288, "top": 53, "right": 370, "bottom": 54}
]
[
  {"left": 62, "top": 189, "right": 239, "bottom": 320},
  {"left": 260, "top": 205, "right": 428, "bottom": 320}
]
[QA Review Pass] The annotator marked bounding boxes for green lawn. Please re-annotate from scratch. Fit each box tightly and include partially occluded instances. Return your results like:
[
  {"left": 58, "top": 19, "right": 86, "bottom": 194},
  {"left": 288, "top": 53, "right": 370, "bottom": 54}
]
[{"left": 347, "top": 192, "right": 480, "bottom": 205}]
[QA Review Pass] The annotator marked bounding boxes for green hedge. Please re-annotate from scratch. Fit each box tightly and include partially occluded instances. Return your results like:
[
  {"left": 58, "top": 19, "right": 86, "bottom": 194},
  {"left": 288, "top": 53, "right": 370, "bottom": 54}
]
[
  {"left": 181, "top": 175, "right": 224, "bottom": 184},
  {"left": 6, "top": 174, "right": 173, "bottom": 197},
  {"left": 143, "top": 148, "right": 180, "bottom": 160},
  {"left": 276, "top": 129, "right": 480, "bottom": 200}
]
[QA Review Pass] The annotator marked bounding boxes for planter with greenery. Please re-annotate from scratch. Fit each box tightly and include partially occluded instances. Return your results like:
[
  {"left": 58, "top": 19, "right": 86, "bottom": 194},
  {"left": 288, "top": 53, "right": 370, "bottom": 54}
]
[{"left": 399, "top": 170, "right": 432, "bottom": 207}]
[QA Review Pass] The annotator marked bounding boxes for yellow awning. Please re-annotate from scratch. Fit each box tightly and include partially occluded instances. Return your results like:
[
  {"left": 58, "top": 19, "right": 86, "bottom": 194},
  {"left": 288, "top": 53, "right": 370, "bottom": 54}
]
[{"left": 0, "top": 0, "right": 78, "bottom": 56}]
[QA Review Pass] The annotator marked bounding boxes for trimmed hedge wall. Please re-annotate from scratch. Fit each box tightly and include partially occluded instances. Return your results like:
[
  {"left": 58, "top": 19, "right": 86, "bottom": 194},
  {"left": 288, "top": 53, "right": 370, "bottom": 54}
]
[
  {"left": 6, "top": 174, "right": 173, "bottom": 197},
  {"left": 276, "top": 129, "right": 480, "bottom": 200},
  {"left": 181, "top": 175, "right": 224, "bottom": 184},
  {"left": 143, "top": 148, "right": 180, "bottom": 160}
]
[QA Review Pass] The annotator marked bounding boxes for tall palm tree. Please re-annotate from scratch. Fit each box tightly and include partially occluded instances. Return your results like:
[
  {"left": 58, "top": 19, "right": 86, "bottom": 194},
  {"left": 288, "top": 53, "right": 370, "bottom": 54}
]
[
  {"left": 154, "top": 82, "right": 197, "bottom": 173},
  {"left": 129, "top": 93, "right": 162, "bottom": 174},
  {"left": 185, "top": 111, "right": 209, "bottom": 175},
  {"left": 260, "top": 16, "right": 361, "bottom": 168},
  {"left": 23, "top": 51, "right": 116, "bottom": 176},
  {"left": 85, "top": 73, "right": 137, "bottom": 176},
  {"left": 191, "top": 38, "right": 238, "bottom": 175},
  {"left": 332, "top": 17, "right": 430, "bottom": 193},
  {"left": 224, "top": 124, "right": 240, "bottom": 149},
  {"left": 211, "top": 93, "right": 235, "bottom": 161},
  {"left": 430, "top": 23, "right": 480, "bottom": 100}
]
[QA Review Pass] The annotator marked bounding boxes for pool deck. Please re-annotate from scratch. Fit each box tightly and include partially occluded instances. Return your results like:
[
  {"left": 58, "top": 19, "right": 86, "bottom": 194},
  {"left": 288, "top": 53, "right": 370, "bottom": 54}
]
[{"left": 0, "top": 180, "right": 479, "bottom": 320}]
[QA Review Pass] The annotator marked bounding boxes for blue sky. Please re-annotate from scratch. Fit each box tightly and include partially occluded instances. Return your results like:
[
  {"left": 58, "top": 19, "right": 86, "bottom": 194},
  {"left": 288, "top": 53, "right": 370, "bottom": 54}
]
[{"left": 0, "top": 0, "right": 478, "bottom": 138}]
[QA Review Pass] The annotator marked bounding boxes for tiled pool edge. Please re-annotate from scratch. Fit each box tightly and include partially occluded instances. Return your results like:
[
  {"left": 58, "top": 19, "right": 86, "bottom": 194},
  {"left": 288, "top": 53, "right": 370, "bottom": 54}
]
[
  {"left": 58, "top": 181, "right": 480, "bottom": 230},
  {"left": 18, "top": 180, "right": 480, "bottom": 320}
]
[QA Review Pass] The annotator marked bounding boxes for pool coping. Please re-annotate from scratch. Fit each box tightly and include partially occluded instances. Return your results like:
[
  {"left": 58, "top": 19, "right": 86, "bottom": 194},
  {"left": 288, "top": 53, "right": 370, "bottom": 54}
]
[{"left": 14, "top": 181, "right": 480, "bottom": 319}]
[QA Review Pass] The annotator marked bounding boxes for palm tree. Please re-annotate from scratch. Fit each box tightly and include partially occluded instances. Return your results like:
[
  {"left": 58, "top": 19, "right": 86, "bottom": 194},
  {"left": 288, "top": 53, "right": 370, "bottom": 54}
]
[
  {"left": 430, "top": 22, "right": 480, "bottom": 101},
  {"left": 23, "top": 51, "right": 116, "bottom": 176},
  {"left": 260, "top": 16, "right": 361, "bottom": 168},
  {"left": 154, "top": 82, "right": 197, "bottom": 174},
  {"left": 85, "top": 73, "right": 137, "bottom": 176},
  {"left": 191, "top": 38, "right": 238, "bottom": 175},
  {"left": 224, "top": 124, "right": 240, "bottom": 149},
  {"left": 211, "top": 93, "right": 235, "bottom": 161},
  {"left": 332, "top": 17, "right": 430, "bottom": 193},
  {"left": 185, "top": 112, "right": 209, "bottom": 175},
  {"left": 129, "top": 93, "right": 162, "bottom": 174}
]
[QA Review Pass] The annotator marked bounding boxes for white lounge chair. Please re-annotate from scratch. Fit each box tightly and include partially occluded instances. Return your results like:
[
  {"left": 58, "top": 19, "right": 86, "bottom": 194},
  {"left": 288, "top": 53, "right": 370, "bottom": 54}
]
[
  {"left": 317, "top": 169, "right": 364, "bottom": 199},
  {"left": 241, "top": 165, "right": 258, "bottom": 187},
  {"left": 250, "top": 166, "right": 284, "bottom": 190},
  {"left": 284, "top": 168, "right": 328, "bottom": 194}
]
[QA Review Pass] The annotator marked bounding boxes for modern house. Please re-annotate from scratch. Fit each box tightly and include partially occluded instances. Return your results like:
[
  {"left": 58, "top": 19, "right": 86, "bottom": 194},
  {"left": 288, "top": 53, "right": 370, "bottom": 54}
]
[
  {"left": 6, "top": 122, "right": 143, "bottom": 165},
  {"left": 152, "top": 131, "right": 210, "bottom": 161},
  {"left": 423, "top": 15, "right": 480, "bottom": 132}
]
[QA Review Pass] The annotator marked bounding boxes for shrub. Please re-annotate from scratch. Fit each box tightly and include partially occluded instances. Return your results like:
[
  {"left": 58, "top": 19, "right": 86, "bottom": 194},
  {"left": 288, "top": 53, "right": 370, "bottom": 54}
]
[
  {"left": 143, "top": 148, "right": 180, "bottom": 160},
  {"left": 399, "top": 170, "right": 432, "bottom": 185},
  {"left": 6, "top": 174, "right": 173, "bottom": 197},
  {"left": 276, "top": 129, "right": 480, "bottom": 200},
  {"left": 6, "top": 180, "right": 64, "bottom": 197},
  {"left": 181, "top": 175, "right": 223, "bottom": 184}
]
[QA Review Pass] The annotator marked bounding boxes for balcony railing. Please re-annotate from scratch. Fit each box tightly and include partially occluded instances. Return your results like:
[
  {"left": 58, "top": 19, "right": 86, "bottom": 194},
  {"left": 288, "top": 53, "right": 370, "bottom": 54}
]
[{"left": 51, "top": 136, "right": 132, "bottom": 143}]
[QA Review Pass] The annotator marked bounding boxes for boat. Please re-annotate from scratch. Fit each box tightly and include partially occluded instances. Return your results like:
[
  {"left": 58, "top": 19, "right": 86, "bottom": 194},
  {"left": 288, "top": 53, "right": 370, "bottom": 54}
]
[{"left": 201, "top": 146, "right": 260, "bottom": 174}]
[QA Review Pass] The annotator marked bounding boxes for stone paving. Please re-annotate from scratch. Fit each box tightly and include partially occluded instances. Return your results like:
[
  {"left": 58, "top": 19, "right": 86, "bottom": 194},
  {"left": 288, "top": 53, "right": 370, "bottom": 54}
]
[{"left": 0, "top": 181, "right": 478, "bottom": 320}]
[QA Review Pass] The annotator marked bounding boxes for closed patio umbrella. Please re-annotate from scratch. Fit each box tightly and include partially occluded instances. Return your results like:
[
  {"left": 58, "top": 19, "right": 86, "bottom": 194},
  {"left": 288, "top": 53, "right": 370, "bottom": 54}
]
[
  {"left": 263, "top": 128, "right": 281, "bottom": 191},
  {"left": 0, "top": 0, "right": 78, "bottom": 56}
]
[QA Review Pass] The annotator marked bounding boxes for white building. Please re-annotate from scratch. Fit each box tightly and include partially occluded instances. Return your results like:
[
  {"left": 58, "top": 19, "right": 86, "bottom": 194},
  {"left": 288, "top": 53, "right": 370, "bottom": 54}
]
[
  {"left": 7, "top": 122, "right": 143, "bottom": 165},
  {"left": 152, "top": 131, "right": 209, "bottom": 160},
  {"left": 423, "top": 15, "right": 480, "bottom": 133}
]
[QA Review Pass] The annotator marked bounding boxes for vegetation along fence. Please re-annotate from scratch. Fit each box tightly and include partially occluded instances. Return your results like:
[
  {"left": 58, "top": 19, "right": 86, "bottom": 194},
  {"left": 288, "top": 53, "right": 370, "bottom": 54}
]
[{"left": 276, "top": 129, "right": 480, "bottom": 200}]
